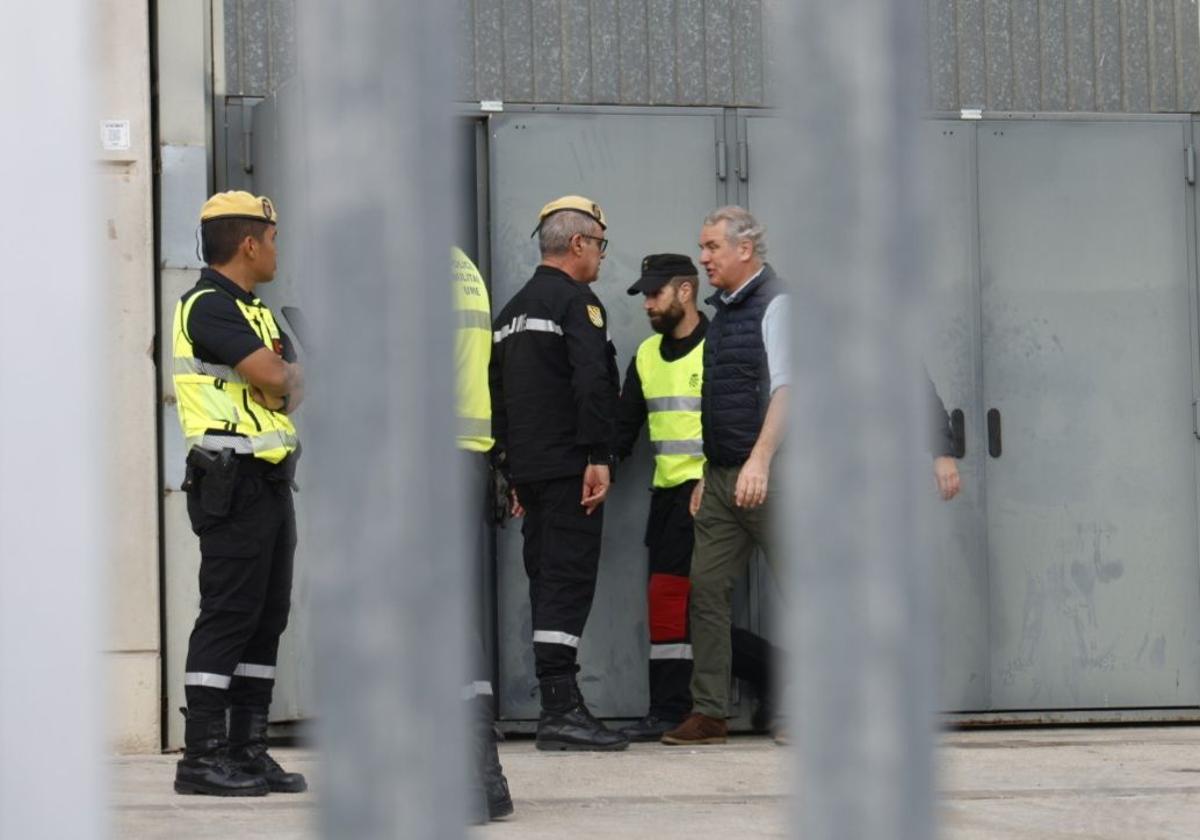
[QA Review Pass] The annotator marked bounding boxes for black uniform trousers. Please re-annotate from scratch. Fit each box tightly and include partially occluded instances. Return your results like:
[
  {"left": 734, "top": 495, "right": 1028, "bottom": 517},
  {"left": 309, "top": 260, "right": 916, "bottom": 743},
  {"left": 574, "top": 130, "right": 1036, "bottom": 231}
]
[
  {"left": 645, "top": 482, "right": 697, "bottom": 719},
  {"left": 517, "top": 475, "right": 604, "bottom": 681},
  {"left": 644, "top": 480, "right": 775, "bottom": 721},
  {"left": 184, "top": 455, "right": 296, "bottom": 718}
]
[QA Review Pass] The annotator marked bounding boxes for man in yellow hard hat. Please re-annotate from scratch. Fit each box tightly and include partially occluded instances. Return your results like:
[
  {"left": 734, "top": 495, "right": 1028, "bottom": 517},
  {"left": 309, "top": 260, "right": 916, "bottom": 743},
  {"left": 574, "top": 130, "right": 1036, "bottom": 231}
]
[{"left": 171, "top": 191, "right": 306, "bottom": 796}]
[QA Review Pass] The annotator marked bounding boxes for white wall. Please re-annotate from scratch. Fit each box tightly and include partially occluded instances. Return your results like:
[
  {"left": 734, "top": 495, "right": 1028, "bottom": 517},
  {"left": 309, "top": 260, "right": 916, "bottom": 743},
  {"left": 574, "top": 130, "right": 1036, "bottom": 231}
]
[
  {"left": 156, "top": 0, "right": 215, "bottom": 751},
  {"left": 98, "top": 0, "right": 161, "bottom": 754}
]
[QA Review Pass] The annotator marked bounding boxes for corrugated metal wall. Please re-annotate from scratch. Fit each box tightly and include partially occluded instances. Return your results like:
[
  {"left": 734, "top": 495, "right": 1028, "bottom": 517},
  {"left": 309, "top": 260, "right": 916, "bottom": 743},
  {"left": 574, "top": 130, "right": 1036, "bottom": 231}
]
[
  {"left": 457, "top": 0, "right": 765, "bottom": 105},
  {"left": 222, "top": 0, "right": 296, "bottom": 97},
  {"left": 222, "top": 2, "right": 1200, "bottom": 126},
  {"left": 223, "top": 0, "right": 766, "bottom": 106},
  {"left": 927, "top": 0, "right": 1200, "bottom": 112}
]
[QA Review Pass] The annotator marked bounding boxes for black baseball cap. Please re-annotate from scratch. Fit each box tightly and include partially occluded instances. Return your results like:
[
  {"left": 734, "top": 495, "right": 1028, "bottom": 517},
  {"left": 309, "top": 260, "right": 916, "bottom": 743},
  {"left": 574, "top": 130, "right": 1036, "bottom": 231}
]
[{"left": 627, "top": 253, "right": 699, "bottom": 295}]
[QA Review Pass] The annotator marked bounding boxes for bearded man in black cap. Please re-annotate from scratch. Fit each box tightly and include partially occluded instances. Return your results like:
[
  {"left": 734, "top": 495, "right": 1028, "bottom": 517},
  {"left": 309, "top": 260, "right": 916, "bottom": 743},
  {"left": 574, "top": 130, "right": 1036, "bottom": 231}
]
[{"left": 613, "top": 254, "right": 778, "bottom": 741}]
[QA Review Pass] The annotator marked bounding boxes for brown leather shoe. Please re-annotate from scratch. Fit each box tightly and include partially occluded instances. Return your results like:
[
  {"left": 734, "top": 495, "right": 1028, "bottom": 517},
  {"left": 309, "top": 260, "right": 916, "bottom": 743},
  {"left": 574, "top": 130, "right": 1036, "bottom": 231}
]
[{"left": 660, "top": 713, "right": 727, "bottom": 745}]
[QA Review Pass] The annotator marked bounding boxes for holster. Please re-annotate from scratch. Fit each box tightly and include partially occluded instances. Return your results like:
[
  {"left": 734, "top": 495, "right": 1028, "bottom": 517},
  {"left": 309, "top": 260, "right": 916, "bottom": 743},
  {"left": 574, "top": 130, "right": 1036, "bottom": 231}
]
[{"left": 186, "top": 447, "right": 240, "bottom": 517}]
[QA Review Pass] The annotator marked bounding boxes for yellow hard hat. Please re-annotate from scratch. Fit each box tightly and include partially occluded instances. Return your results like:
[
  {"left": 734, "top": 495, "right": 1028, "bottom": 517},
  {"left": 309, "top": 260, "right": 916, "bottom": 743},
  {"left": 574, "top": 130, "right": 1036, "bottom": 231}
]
[
  {"left": 200, "top": 191, "right": 278, "bottom": 224},
  {"left": 531, "top": 195, "right": 606, "bottom": 237}
]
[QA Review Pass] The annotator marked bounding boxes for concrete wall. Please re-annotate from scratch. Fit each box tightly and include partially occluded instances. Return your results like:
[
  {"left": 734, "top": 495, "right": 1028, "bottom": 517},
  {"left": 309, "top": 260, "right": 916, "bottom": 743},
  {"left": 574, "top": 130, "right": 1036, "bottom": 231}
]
[
  {"left": 157, "top": 1, "right": 216, "bottom": 752},
  {"left": 98, "top": 0, "right": 160, "bottom": 753}
]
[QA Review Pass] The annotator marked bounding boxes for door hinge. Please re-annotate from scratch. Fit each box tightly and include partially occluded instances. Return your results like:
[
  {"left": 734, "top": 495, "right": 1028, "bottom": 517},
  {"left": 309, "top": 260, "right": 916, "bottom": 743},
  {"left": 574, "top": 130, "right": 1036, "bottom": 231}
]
[
  {"left": 1186, "top": 145, "right": 1195, "bottom": 185},
  {"left": 1194, "top": 400, "right": 1200, "bottom": 439},
  {"left": 716, "top": 139, "right": 727, "bottom": 181}
]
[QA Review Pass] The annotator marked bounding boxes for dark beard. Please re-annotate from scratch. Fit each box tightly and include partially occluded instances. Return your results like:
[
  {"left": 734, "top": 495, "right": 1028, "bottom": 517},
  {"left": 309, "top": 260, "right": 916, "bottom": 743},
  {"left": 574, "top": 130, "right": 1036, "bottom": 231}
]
[{"left": 650, "top": 305, "right": 684, "bottom": 335}]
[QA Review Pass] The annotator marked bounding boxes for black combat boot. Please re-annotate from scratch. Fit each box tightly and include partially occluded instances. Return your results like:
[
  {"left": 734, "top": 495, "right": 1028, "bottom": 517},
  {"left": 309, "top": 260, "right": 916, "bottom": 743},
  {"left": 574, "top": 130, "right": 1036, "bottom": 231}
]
[
  {"left": 471, "top": 695, "right": 514, "bottom": 821},
  {"left": 228, "top": 706, "right": 308, "bottom": 793},
  {"left": 535, "top": 675, "right": 629, "bottom": 752},
  {"left": 175, "top": 711, "right": 269, "bottom": 797}
]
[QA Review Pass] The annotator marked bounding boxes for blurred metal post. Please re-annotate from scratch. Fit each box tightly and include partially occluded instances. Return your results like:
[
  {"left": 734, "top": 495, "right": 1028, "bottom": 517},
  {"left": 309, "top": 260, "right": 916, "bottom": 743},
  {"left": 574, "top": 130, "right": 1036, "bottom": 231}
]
[
  {"left": 0, "top": 4, "right": 106, "bottom": 840},
  {"left": 291, "top": 3, "right": 468, "bottom": 837},
  {"left": 776, "top": 0, "right": 936, "bottom": 837}
]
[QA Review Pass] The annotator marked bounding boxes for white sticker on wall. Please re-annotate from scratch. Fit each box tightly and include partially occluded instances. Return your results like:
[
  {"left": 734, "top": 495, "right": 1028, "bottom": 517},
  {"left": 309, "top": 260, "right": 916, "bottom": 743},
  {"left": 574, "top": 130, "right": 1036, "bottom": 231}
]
[{"left": 101, "top": 119, "right": 131, "bottom": 151}]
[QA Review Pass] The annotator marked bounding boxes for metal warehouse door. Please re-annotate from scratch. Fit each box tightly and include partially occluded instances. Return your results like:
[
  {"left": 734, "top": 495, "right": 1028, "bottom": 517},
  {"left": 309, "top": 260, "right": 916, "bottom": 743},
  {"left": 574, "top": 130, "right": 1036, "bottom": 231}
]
[
  {"left": 978, "top": 119, "right": 1200, "bottom": 709},
  {"left": 740, "top": 114, "right": 992, "bottom": 712},
  {"left": 488, "top": 109, "right": 727, "bottom": 721}
]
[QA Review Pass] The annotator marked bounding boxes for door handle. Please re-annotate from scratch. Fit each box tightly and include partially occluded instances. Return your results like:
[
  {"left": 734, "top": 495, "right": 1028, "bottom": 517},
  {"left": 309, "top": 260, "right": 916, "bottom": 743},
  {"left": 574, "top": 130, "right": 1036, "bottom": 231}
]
[
  {"left": 950, "top": 408, "right": 965, "bottom": 458},
  {"left": 987, "top": 408, "right": 1002, "bottom": 457}
]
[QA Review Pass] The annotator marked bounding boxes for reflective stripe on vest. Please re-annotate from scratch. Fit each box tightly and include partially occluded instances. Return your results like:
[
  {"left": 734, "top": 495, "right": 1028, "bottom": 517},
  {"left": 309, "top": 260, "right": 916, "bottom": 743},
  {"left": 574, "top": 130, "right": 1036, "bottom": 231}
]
[
  {"left": 453, "top": 247, "right": 494, "bottom": 453},
  {"left": 635, "top": 334, "right": 705, "bottom": 488},
  {"left": 171, "top": 285, "right": 299, "bottom": 464}
]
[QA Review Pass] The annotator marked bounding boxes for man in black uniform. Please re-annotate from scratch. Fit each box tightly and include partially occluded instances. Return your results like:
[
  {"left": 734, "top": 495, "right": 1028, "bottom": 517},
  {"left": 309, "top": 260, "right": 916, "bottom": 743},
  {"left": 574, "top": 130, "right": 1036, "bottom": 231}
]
[
  {"left": 614, "top": 254, "right": 778, "bottom": 741},
  {"left": 489, "top": 195, "right": 628, "bottom": 751},
  {"left": 170, "top": 191, "right": 307, "bottom": 796}
]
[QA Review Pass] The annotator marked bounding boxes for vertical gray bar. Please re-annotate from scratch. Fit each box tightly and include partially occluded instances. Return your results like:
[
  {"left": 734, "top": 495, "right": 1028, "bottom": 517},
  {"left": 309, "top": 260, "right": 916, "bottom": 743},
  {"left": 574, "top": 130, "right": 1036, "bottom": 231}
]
[
  {"left": 956, "top": 0, "right": 987, "bottom": 105},
  {"left": 1067, "top": 0, "right": 1096, "bottom": 110},
  {"left": 928, "top": 0, "right": 960, "bottom": 110},
  {"left": 503, "top": 0, "right": 535, "bottom": 101},
  {"left": 292, "top": 2, "right": 467, "bottom": 837},
  {"left": 775, "top": 0, "right": 935, "bottom": 837},
  {"left": 562, "top": 0, "right": 593, "bottom": 103},
  {"left": 619, "top": 0, "right": 650, "bottom": 102},
  {"left": 1150, "top": 0, "right": 1177, "bottom": 110},
  {"left": 1011, "top": 0, "right": 1041, "bottom": 109},
  {"left": 1123, "top": 0, "right": 1152, "bottom": 111},
  {"left": 1, "top": 4, "right": 105, "bottom": 840},
  {"left": 1094, "top": 0, "right": 1123, "bottom": 111},
  {"left": 985, "top": 0, "right": 1014, "bottom": 108},
  {"left": 591, "top": 0, "right": 621, "bottom": 103},
  {"left": 1175, "top": 0, "right": 1200, "bottom": 109},
  {"left": 531, "top": 0, "right": 563, "bottom": 102},
  {"left": 1040, "top": 0, "right": 1069, "bottom": 110}
]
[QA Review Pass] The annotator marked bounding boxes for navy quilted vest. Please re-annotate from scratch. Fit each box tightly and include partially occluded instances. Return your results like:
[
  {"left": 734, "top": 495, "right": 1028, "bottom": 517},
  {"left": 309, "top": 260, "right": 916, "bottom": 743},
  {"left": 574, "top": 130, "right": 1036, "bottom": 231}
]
[{"left": 701, "top": 264, "right": 782, "bottom": 467}]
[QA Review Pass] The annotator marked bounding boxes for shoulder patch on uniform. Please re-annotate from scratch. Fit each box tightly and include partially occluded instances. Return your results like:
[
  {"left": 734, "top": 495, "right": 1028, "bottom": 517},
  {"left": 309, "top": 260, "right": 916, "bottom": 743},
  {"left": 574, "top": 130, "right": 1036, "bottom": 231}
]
[{"left": 587, "top": 305, "right": 604, "bottom": 328}]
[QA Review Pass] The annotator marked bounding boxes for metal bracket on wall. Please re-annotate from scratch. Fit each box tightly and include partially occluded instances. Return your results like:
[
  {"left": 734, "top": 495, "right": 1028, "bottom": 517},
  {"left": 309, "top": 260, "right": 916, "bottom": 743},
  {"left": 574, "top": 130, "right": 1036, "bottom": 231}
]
[
  {"left": 737, "top": 140, "right": 749, "bottom": 181},
  {"left": 1193, "top": 401, "right": 1200, "bottom": 439},
  {"left": 1186, "top": 146, "right": 1195, "bottom": 185},
  {"left": 716, "top": 139, "right": 727, "bottom": 180}
]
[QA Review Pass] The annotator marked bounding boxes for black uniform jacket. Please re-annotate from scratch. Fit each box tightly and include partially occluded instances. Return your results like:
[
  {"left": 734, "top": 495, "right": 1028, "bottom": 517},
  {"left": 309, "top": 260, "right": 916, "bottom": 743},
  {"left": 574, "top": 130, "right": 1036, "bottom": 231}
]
[{"left": 489, "top": 265, "right": 619, "bottom": 484}]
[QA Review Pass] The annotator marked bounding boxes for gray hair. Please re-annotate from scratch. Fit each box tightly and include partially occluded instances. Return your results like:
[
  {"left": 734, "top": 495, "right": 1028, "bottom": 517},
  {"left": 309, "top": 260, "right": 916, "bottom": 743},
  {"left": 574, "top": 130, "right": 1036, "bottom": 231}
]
[
  {"left": 539, "top": 210, "right": 602, "bottom": 257},
  {"left": 703, "top": 205, "right": 767, "bottom": 258}
]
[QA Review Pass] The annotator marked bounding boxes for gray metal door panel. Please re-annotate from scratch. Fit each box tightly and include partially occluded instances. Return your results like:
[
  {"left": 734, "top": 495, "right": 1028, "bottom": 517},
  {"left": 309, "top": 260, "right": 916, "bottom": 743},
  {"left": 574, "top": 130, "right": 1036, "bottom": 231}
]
[
  {"left": 920, "top": 121, "right": 991, "bottom": 712},
  {"left": 978, "top": 119, "right": 1200, "bottom": 709},
  {"left": 488, "top": 110, "right": 725, "bottom": 719},
  {"left": 742, "top": 114, "right": 992, "bottom": 712}
]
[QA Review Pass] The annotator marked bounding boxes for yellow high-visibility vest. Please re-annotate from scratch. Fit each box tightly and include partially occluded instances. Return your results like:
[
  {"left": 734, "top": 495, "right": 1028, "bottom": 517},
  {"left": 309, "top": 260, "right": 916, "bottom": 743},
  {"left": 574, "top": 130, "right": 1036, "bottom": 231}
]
[
  {"left": 453, "top": 247, "right": 494, "bottom": 453},
  {"left": 171, "top": 284, "right": 299, "bottom": 464},
  {"left": 635, "top": 334, "right": 705, "bottom": 488}
]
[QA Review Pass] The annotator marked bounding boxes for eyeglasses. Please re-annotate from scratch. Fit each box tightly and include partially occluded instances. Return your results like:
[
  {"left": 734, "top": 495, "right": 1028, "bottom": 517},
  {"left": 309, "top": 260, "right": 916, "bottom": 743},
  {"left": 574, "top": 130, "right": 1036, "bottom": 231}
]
[{"left": 579, "top": 234, "right": 609, "bottom": 254}]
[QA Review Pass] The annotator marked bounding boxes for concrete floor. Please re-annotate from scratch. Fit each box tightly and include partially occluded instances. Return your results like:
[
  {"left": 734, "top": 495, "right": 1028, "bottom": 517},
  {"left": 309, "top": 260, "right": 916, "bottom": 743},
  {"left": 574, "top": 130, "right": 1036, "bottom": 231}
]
[{"left": 111, "top": 726, "right": 1200, "bottom": 839}]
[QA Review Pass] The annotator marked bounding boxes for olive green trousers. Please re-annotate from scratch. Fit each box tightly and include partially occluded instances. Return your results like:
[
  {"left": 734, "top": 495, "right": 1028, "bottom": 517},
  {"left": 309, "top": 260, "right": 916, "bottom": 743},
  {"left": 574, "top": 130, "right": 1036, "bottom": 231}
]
[{"left": 689, "top": 463, "right": 779, "bottom": 718}]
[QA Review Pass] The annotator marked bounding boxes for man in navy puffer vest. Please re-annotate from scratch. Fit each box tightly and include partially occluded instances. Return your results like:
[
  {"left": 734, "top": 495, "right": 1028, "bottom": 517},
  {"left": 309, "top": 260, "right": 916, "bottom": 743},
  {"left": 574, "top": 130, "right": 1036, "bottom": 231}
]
[{"left": 662, "top": 206, "right": 790, "bottom": 746}]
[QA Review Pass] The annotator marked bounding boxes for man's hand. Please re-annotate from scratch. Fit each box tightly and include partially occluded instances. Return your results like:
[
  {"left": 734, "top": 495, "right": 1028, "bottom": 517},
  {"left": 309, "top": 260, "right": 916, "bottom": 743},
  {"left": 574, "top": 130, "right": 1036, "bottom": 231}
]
[
  {"left": 510, "top": 488, "right": 525, "bottom": 518},
  {"left": 249, "top": 385, "right": 286, "bottom": 412},
  {"left": 734, "top": 453, "right": 770, "bottom": 509},
  {"left": 933, "top": 456, "right": 960, "bottom": 501},
  {"left": 581, "top": 464, "right": 611, "bottom": 515},
  {"left": 689, "top": 476, "right": 706, "bottom": 517}
]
